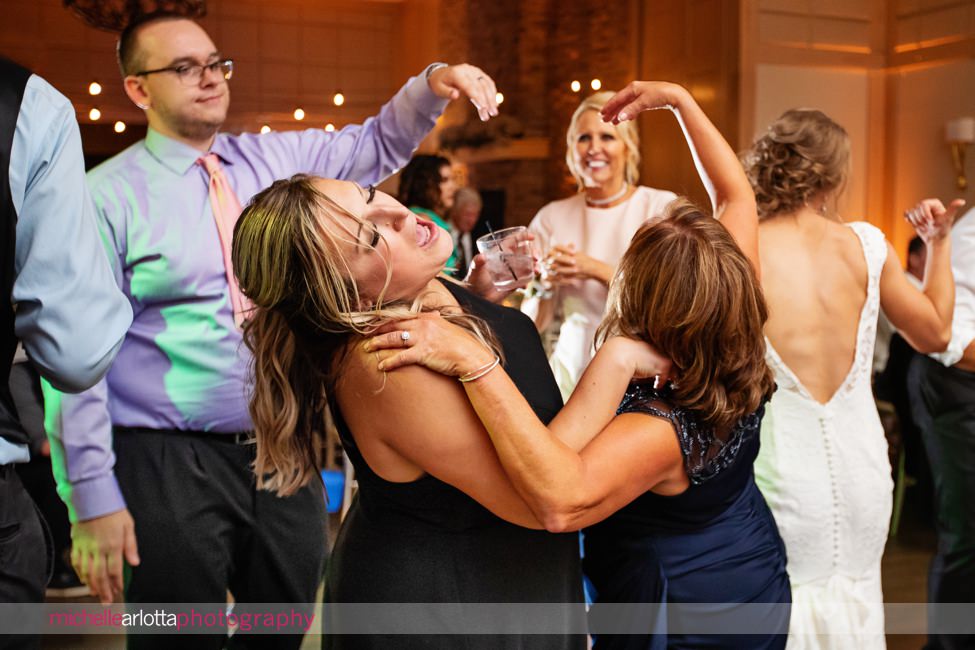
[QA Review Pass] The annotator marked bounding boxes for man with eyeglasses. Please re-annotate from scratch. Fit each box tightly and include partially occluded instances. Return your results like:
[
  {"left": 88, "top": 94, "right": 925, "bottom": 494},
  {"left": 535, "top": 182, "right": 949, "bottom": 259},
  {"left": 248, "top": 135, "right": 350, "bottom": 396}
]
[{"left": 42, "top": 10, "right": 501, "bottom": 647}]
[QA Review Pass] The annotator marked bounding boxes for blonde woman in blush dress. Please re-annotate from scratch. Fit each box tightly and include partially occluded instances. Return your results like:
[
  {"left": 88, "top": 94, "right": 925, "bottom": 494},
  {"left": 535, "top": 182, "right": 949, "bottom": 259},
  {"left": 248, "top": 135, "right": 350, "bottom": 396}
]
[
  {"left": 522, "top": 91, "right": 676, "bottom": 401},
  {"left": 743, "top": 109, "right": 963, "bottom": 649}
]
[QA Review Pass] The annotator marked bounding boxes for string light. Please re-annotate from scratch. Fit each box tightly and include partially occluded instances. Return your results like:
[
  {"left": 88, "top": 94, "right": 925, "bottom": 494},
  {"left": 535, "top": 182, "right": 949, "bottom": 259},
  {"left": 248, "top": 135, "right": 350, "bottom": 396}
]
[
  {"left": 114, "top": 121, "right": 126, "bottom": 133},
  {"left": 88, "top": 82, "right": 102, "bottom": 96},
  {"left": 570, "top": 80, "right": 581, "bottom": 93},
  {"left": 333, "top": 92, "right": 345, "bottom": 106},
  {"left": 293, "top": 108, "right": 305, "bottom": 121},
  {"left": 88, "top": 107, "right": 101, "bottom": 121},
  {"left": 325, "top": 123, "right": 335, "bottom": 132},
  {"left": 260, "top": 125, "right": 271, "bottom": 134},
  {"left": 590, "top": 79, "right": 602, "bottom": 90},
  {"left": 495, "top": 92, "right": 504, "bottom": 105}
]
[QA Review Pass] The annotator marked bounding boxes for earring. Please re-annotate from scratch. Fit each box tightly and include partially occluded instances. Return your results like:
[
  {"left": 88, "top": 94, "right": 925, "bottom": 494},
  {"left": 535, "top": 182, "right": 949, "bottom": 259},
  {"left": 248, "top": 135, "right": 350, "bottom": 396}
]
[{"left": 136, "top": 102, "right": 148, "bottom": 110}]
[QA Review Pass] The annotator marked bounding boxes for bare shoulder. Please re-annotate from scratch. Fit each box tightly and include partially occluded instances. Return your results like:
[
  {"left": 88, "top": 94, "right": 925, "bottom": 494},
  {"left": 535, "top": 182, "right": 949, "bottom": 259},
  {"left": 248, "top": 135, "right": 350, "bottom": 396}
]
[{"left": 338, "top": 341, "right": 463, "bottom": 417}]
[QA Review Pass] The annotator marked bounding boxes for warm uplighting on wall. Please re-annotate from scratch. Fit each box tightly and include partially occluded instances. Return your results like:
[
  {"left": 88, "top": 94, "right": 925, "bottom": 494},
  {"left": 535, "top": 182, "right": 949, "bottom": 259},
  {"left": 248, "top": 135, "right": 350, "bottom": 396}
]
[
  {"left": 495, "top": 92, "right": 504, "bottom": 105},
  {"left": 325, "top": 123, "right": 336, "bottom": 132},
  {"left": 946, "top": 117, "right": 975, "bottom": 190},
  {"left": 260, "top": 124, "right": 271, "bottom": 134},
  {"left": 570, "top": 80, "right": 581, "bottom": 93},
  {"left": 590, "top": 79, "right": 602, "bottom": 91},
  {"left": 114, "top": 121, "right": 126, "bottom": 133},
  {"left": 333, "top": 92, "right": 345, "bottom": 106},
  {"left": 293, "top": 108, "right": 305, "bottom": 121},
  {"left": 88, "top": 82, "right": 102, "bottom": 96},
  {"left": 88, "top": 107, "right": 101, "bottom": 121}
]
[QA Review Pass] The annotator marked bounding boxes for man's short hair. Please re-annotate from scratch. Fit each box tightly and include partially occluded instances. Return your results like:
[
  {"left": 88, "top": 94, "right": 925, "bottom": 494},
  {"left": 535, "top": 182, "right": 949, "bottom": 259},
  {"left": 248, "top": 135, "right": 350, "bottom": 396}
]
[{"left": 117, "top": 11, "right": 189, "bottom": 76}]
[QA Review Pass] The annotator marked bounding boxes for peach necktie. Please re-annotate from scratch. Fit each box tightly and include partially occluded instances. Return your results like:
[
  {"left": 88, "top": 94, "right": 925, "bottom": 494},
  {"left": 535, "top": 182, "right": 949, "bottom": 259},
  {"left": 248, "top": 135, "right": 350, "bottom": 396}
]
[{"left": 198, "top": 153, "right": 250, "bottom": 328}]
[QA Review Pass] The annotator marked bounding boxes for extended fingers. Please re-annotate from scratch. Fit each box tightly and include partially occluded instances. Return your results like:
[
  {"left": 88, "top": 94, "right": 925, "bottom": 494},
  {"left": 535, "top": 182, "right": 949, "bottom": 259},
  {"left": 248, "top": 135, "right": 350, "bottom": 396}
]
[
  {"left": 600, "top": 84, "right": 640, "bottom": 123},
  {"left": 376, "top": 350, "right": 418, "bottom": 372},
  {"left": 364, "top": 329, "right": 415, "bottom": 353},
  {"left": 453, "top": 65, "right": 498, "bottom": 121}
]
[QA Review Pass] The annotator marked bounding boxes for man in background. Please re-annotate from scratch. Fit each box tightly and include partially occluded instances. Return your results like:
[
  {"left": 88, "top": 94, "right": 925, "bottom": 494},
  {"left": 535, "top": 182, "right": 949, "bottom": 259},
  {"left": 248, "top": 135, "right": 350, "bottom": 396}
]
[{"left": 909, "top": 209, "right": 975, "bottom": 650}]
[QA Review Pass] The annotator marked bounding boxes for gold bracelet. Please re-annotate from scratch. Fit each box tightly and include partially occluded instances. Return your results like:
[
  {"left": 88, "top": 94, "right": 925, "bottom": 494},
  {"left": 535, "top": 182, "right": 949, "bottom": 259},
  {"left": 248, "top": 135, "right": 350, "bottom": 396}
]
[{"left": 458, "top": 356, "right": 501, "bottom": 383}]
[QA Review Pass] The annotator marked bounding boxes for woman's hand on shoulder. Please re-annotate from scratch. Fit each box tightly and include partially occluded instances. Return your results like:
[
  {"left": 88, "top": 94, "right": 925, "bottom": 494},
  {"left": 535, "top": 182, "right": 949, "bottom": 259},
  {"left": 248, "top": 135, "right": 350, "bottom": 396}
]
[
  {"left": 600, "top": 81, "right": 686, "bottom": 125},
  {"left": 600, "top": 336, "right": 673, "bottom": 383},
  {"left": 905, "top": 198, "right": 965, "bottom": 243},
  {"left": 364, "top": 312, "right": 496, "bottom": 378}
]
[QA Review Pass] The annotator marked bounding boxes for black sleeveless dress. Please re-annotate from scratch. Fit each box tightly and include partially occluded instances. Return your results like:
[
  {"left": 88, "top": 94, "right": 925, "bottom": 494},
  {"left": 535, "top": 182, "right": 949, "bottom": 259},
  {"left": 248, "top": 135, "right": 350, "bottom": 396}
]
[
  {"left": 583, "top": 383, "right": 791, "bottom": 649},
  {"left": 324, "top": 280, "right": 586, "bottom": 649}
]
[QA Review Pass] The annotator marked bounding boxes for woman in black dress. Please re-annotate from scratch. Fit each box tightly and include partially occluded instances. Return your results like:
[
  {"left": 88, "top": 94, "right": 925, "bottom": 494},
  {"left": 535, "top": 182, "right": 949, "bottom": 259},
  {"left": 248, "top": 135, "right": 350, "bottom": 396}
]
[
  {"left": 368, "top": 81, "right": 792, "bottom": 649},
  {"left": 230, "top": 174, "right": 665, "bottom": 648}
]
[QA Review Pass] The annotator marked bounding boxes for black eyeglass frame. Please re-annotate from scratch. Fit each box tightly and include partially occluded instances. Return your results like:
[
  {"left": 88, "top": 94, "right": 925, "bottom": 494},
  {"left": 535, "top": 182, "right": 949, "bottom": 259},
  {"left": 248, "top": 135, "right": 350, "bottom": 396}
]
[{"left": 133, "top": 59, "right": 234, "bottom": 85}]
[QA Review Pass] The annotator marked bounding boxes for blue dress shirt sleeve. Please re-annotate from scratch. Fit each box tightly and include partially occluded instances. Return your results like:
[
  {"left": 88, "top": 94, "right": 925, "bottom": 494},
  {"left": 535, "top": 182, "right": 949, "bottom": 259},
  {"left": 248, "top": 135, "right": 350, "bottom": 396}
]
[{"left": 10, "top": 75, "right": 132, "bottom": 391}]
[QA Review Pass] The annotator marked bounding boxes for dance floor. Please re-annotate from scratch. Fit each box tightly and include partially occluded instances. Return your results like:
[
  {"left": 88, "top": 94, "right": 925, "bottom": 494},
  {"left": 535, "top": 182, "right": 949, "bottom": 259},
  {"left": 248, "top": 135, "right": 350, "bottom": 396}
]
[{"left": 41, "top": 510, "right": 936, "bottom": 649}]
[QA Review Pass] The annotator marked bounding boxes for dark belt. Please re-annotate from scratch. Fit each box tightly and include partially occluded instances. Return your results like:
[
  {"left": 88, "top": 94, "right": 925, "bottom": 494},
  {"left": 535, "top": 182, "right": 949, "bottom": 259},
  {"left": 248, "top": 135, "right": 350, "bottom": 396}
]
[{"left": 113, "top": 425, "right": 256, "bottom": 445}]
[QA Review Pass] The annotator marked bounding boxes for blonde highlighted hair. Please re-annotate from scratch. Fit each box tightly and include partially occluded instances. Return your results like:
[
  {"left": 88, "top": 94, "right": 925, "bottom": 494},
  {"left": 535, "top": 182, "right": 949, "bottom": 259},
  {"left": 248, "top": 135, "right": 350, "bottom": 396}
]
[
  {"left": 232, "top": 174, "right": 498, "bottom": 496},
  {"left": 565, "top": 91, "right": 641, "bottom": 191},
  {"left": 598, "top": 199, "right": 775, "bottom": 432}
]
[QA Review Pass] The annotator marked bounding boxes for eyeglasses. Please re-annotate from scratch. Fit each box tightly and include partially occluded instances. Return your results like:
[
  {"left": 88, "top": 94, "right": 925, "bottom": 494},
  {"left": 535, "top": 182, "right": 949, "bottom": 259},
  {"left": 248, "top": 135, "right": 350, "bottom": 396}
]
[{"left": 134, "top": 59, "right": 234, "bottom": 86}]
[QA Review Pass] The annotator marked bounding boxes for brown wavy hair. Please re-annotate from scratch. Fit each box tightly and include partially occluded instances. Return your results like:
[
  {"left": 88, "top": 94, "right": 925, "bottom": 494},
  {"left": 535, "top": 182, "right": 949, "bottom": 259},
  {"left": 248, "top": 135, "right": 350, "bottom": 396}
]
[
  {"left": 742, "top": 108, "right": 849, "bottom": 219},
  {"left": 232, "top": 174, "right": 499, "bottom": 496},
  {"left": 597, "top": 200, "right": 775, "bottom": 432}
]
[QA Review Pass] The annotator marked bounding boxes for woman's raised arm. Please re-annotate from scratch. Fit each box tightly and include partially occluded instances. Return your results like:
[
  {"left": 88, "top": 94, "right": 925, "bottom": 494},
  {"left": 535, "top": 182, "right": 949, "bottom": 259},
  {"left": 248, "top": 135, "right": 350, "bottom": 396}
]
[{"left": 601, "top": 82, "right": 760, "bottom": 274}]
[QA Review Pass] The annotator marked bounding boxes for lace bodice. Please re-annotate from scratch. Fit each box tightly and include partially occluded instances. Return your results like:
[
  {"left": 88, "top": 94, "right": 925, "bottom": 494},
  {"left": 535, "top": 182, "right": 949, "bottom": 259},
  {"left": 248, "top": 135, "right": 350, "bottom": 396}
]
[{"left": 617, "top": 382, "right": 763, "bottom": 485}]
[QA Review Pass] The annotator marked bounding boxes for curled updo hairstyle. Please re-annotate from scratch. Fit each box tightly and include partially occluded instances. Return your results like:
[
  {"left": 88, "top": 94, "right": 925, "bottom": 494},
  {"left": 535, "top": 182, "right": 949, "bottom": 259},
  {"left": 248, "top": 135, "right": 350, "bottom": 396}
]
[
  {"left": 597, "top": 200, "right": 775, "bottom": 432},
  {"left": 398, "top": 154, "right": 452, "bottom": 214},
  {"left": 742, "top": 109, "right": 850, "bottom": 219},
  {"left": 232, "top": 174, "right": 498, "bottom": 496},
  {"left": 566, "top": 91, "right": 642, "bottom": 191}
]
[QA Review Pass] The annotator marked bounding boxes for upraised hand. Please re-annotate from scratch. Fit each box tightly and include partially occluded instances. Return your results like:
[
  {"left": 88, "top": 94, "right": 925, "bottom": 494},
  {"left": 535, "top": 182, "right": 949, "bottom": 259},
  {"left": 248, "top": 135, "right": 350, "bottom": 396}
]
[
  {"left": 427, "top": 64, "right": 499, "bottom": 122},
  {"left": 600, "top": 81, "right": 684, "bottom": 125},
  {"left": 905, "top": 198, "right": 966, "bottom": 243}
]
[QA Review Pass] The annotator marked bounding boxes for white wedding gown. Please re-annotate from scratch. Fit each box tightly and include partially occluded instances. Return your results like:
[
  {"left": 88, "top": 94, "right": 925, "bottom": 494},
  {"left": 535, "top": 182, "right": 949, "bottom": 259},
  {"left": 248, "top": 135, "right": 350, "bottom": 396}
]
[{"left": 755, "top": 222, "right": 892, "bottom": 649}]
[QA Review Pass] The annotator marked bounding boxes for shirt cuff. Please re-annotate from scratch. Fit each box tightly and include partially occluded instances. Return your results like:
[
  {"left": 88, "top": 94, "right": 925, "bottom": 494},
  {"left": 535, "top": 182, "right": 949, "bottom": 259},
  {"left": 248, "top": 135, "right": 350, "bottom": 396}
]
[
  {"left": 405, "top": 64, "right": 451, "bottom": 117},
  {"left": 930, "top": 327, "right": 975, "bottom": 368},
  {"left": 71, "top": 472, "right": 127, "bottom": 524}
]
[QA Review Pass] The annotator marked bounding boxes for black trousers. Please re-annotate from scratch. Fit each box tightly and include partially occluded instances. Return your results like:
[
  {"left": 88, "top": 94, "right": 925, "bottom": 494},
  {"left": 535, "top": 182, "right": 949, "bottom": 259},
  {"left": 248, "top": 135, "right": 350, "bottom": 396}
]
[
  {"left": 0, "top": 463, "right": 52, "bottom": 650},
  {"left": 908, "top": 355, "right": 975, "bottom": 650},
  {"left": 114, "top": 428, "right": 328, "bottom": 650}
]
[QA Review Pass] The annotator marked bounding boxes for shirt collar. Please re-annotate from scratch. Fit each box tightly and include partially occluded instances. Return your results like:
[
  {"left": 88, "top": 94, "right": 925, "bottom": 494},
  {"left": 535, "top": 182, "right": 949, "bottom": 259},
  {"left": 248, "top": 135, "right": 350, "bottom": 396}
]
[{"left": 144, "top": 128, "right": 234, "bottom": 175}]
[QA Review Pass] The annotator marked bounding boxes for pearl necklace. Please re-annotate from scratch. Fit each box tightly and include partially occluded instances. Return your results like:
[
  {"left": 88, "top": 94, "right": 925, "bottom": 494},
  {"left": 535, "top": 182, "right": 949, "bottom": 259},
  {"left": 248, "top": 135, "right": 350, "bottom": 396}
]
[{"left": 585, "top": 183, "right": 630, "bottom": 207}]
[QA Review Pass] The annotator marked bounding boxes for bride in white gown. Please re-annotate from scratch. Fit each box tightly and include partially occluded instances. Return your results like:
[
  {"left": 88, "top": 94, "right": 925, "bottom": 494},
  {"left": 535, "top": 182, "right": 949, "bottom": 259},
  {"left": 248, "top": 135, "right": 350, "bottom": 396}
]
[{"left": 742, "top": 108, "right": 963, "bottom": 649}]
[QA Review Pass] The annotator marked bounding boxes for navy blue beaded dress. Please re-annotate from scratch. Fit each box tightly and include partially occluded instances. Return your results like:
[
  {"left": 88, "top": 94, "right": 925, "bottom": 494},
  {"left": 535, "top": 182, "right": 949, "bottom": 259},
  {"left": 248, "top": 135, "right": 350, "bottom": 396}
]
[{"left": 583, "top": 383, "right": 791, "bottom": 650}]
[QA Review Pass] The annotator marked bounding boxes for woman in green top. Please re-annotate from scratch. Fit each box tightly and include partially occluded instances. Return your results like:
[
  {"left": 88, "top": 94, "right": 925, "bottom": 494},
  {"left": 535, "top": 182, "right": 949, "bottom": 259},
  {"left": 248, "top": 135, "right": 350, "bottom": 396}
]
[{"left": 398, "top": 154, "right": 460, "bottom": 273}]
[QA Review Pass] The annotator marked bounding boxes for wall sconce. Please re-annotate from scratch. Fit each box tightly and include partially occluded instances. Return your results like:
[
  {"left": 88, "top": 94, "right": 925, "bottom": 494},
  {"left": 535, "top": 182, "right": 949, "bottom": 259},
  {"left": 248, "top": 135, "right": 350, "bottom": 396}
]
[{"left": 946, "top": 117, "right": 975, "bottom": 190}]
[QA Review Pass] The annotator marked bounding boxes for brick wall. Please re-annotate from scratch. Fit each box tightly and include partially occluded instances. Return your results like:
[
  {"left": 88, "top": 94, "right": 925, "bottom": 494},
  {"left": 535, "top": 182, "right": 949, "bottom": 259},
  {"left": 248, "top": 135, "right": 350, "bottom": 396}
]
[{"left": 437, "top": 0, "right": 641, "bottom": 228}]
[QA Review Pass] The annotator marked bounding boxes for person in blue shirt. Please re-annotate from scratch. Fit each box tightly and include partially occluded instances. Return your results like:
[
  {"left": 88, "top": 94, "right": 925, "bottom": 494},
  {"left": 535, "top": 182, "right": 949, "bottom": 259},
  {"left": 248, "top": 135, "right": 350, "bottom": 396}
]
[{"left": 0, "top": 57, "right": 132, "bottom": 648}]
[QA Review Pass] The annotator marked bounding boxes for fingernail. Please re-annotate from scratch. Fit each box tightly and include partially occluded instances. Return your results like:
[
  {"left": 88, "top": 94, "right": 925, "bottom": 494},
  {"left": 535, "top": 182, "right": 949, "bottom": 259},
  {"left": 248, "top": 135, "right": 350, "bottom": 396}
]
[
  {"left": 617, "top": 111, "right": 628, "bottom": 121},
  {"left": 377, "top": 361, "right": 386, "bottom": 371}
]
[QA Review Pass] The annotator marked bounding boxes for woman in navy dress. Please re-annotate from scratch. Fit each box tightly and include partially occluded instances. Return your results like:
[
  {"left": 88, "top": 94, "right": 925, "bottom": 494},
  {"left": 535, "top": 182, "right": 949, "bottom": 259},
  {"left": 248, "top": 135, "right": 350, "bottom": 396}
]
[{"left": 368, "top": 80, "right": 791, "bottom": 649}]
